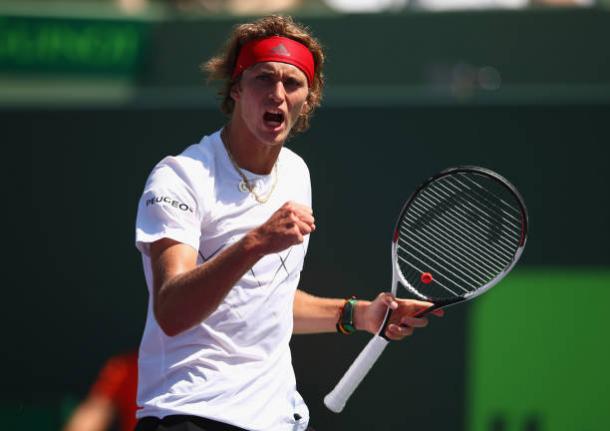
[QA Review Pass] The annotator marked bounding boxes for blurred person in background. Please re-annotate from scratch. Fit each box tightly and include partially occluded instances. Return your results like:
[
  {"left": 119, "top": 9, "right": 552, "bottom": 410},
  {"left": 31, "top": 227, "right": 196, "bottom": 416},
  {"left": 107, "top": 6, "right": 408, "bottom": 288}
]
[
  {"left": 116, "top": 0, "right": 148, "bottom": 13},
  {"left": 115, "top": 0, "right": 598, "bottom": 14},
  {"left": 323, "top": 0, "right": 408, "bottom": 12},
  {"left": 323, "top": 0, "right": 596, "bottom": 11},
  {"left": 412, "top": 0, "right": 594, "bottom": 10},
  {"left": 134, "top": 15, "right": 443, "bottom": 431},
  {"left": 174, "top": 0, "right": 303, "bottom": 14},
  {"left": 530, "top": 0, "right": 595, "bottom": 6},
  {"left": 116, "top": 0, "right": 304, "bottom": 14},
  {"left": 63, "top": 351, "right": 138, "bottom": 431}
]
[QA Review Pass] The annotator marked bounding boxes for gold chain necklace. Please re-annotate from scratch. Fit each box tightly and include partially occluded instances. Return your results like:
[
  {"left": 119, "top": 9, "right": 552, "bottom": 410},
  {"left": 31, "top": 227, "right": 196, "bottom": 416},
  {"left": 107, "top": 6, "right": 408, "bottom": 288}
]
[{"left": 222, "top": 132, "right": 278, "bottom": 204}]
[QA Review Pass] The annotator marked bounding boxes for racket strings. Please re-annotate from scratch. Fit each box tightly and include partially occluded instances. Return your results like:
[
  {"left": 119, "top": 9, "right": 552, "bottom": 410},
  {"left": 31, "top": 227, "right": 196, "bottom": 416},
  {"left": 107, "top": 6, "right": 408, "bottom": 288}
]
[
  {"left": 396, "top": 230, "right": 490, "bottom": 290},
  {"left": 412, "top": 191, "right": 516, "bottom": 262},
  {"left": 427, "top": 181, "right": 521, "bottom": 250},
  {"left": 443, "top": 174, "right": 524, "bottom": 247},
  {"left": 397, "top": 172, "right": 525, "bottom": 302},
  {"left": 421, "top": 179, "right": 522, "bottom": 253},
  {"left": 396, "top": 242, "right": 471, "bottom": 295},
  {"left": 438, "top": 177, "right": 522, "bottom": 246},
  {"left": 456, "top": 173, "right": 524, "bottom": 225},
  {"left": 400, "top": 215, "right": 502, "bottom": 277},
  {"left": 398, "top": 224, "right": 496, "bottom": 286},
  {"left": 398, "top": 256, "right": 461, "bottom": 298},
  {"left": 398, "top": 248, "right": 473, "bottom": 300}
]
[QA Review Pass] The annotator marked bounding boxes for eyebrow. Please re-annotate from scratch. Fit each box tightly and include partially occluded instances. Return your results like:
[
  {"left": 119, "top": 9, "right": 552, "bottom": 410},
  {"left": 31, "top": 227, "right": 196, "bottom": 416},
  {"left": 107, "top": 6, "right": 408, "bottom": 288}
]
[{"left": 255, "top": 66, "right": 305, "bottom": 80}]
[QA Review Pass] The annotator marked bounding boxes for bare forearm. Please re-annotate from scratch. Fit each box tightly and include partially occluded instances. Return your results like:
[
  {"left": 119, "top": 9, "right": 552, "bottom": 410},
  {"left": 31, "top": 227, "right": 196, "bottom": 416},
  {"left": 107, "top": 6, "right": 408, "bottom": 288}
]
[
  {"left": 292, "top": 290, "right": 371, "bottom": 334},
  {"left": 154, "top": 236, "right": 262, "bottom": 336},
  {"left": 153, "top": 201, "right": 315, "bottom": 337},
  {"left": 62, "top": 397, "right": 113, "bottom": 431}
]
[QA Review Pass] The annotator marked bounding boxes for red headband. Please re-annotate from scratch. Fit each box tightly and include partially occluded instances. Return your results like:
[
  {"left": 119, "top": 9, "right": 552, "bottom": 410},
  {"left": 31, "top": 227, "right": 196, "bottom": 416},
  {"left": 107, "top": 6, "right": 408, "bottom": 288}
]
[{"left": 232, "top": 36, "right": 315, "bottom": 86}]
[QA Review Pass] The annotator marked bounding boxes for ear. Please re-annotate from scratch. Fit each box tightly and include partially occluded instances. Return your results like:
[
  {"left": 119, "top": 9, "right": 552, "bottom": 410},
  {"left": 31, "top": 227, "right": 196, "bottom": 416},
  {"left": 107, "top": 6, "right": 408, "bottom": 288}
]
[
  {"left": 230, "top": 81, "right": 241, "bottom": 101},
  {"left": 299, "top": 99, "right": 309, "bottom": 115}
]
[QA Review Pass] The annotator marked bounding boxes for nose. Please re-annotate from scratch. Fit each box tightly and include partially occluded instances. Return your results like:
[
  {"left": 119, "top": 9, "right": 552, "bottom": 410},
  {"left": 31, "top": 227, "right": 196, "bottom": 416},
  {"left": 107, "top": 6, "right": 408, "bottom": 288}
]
[{"left": 269, "top": 81, "right": 285, "bottom": 103}]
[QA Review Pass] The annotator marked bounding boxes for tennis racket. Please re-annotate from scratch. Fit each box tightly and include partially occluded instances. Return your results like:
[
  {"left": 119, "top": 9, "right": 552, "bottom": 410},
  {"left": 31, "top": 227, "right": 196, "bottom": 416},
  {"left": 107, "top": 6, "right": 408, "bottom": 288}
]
[{"left": 324, "top": 166, "right": 528, "bottom": 413}]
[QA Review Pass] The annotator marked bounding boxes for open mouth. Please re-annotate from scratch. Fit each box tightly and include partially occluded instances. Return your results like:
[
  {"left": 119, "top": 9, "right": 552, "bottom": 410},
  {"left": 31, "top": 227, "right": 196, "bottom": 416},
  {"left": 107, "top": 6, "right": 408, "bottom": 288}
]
[{"left": 263, "top": 111, "right": 285, "bottom": 128}]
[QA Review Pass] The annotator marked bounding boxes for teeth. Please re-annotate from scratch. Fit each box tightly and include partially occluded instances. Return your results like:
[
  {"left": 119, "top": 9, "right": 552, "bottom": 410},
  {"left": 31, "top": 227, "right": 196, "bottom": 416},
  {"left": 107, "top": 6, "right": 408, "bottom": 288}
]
[{"left": 264, "top": 111, "right": 284, "bottom": 124}]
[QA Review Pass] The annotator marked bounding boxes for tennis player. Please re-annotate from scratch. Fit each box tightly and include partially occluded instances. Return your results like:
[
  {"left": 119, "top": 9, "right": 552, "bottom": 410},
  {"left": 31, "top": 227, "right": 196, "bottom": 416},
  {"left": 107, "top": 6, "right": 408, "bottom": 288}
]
[
  {"left": 134, "top": 15, "right": 443, "bottom": 431},
  {"left": 63, "top": 351, "right": 138, "bottom": 431}
]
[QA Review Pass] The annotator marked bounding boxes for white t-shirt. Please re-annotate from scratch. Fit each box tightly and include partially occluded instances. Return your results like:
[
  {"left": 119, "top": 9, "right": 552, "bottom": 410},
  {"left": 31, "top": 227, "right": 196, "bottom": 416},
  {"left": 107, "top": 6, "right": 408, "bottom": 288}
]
[{"left": 134, "top": 130, "right": 311, "bottom": 431}]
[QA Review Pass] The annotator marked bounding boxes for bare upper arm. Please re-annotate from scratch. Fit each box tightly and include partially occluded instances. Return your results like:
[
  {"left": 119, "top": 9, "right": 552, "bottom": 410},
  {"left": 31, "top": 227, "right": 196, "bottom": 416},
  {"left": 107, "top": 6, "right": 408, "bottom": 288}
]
[{"left": 149, "top": 238, "right": 198, "bottom": 295}]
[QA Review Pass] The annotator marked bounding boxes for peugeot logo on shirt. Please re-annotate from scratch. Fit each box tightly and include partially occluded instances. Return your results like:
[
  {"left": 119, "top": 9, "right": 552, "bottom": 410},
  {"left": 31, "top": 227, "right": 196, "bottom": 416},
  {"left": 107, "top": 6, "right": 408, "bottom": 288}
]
[{"left": 146, "top": 195, "right": 194, "bottom": 213}]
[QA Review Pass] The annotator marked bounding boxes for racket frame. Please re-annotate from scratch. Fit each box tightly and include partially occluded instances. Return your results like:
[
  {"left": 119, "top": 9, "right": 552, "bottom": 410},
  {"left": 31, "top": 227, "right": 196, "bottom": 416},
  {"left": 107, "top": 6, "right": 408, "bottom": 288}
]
[
  {"left": 381, "top": 165, "right": 529, "bottom": 332},
  {"left": 324, "top": 166, "right": 529, "bottom": 412}
]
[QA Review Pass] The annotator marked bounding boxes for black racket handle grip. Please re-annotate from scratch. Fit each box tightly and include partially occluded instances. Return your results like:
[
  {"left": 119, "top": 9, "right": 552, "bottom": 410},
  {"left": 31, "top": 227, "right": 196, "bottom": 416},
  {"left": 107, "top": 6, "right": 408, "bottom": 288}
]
[
  {"left": 413, "top": 303, "right": 443, "bottom": 318},
  {"left": 380, "top": 303, "right": 444, "bottom": 341}
]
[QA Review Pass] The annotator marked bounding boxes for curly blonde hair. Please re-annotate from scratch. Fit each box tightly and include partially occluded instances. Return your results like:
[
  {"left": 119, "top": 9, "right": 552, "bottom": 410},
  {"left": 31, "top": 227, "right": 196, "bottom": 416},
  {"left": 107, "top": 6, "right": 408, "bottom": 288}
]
[{"left": 203, "top": 15, "right": 325, "bottom": 135}]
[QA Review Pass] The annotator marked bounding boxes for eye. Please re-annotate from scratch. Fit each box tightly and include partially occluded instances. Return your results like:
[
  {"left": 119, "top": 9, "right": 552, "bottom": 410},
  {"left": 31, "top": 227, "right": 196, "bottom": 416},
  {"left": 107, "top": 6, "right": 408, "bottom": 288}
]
[
  {"left": 256, "top": 74, "right": 272, "bottom": 82},
  {"left": 284, "top": 77, "right": 304, "bottom": 90}
]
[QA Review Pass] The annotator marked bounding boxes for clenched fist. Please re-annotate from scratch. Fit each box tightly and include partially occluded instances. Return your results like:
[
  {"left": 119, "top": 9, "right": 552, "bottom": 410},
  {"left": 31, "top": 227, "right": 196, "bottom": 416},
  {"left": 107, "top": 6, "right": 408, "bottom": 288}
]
[{"left": 246, "top": 201, "right": 316, "bottom": 256}]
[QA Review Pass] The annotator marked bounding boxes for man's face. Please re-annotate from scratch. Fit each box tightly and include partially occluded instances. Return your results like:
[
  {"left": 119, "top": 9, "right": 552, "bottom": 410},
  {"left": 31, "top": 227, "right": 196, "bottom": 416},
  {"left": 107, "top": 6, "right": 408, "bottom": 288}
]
[{"left": 231, "top": 61, "right": 309, "bottom": 146}]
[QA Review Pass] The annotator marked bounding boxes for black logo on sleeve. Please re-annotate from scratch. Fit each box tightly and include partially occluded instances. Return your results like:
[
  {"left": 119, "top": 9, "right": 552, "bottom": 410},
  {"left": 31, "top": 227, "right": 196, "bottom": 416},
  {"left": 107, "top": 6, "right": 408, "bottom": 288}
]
[{"left": 146, "top": 196, "right": 194, "bottom": 213}]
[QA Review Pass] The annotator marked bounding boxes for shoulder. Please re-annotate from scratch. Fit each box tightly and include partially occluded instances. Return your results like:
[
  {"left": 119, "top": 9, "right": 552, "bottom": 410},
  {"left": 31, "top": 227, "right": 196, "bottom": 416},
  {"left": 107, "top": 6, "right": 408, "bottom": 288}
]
[
  {"left": 136, "top": 131, "right": 222, "bottom": 234},
  {"left": 280, "top": 146, "right": 309, "bottom": 177},
  {"left": 279, "top": 146, "right": 311, "bottom": 205},
  {"left": 145, "top": 132, "right": 221, "bottom": 191}
]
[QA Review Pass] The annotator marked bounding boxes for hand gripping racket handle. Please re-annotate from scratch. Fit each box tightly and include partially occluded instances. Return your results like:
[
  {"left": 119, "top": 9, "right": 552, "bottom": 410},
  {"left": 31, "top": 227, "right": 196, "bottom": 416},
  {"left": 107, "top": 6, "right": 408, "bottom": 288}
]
[{"left": 324, "top": 335, "right": 389, "bottom": 413}]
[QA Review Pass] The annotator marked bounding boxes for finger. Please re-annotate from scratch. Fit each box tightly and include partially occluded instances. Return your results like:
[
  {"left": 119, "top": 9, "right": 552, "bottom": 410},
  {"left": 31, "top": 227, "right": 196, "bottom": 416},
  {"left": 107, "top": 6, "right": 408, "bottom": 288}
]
[
  {"left": 287, "top": 209, "right": 314, "bottom": 226},
  {"left": 292, "top": 202, "right": 313, "bottom": 215},
  {"left": 401, "top": 299, "right": 437, "bottom": 317},
  {"left": 379, "top": 292, "right": 398, "bottom": 310},
  {"left": 294, "top": 213, "right": 315, "bottom": 230},
  {"left": 291, "top": 211, "right": 315, "bottom": 225},
  {"left": 414, "top": 306, "right": 445, "bottom": 318},
  {"left": 283, "top": 201, "right": 313, "bottom": 216},
  {"left": 407, "top": 299, "right": 435, "bottom": 310},
  {"left": 432, "top": 308, "right": 445, "bottom": 317},
  {"left": 286, "top": 221, "right": 305, "bottom": 242},
  {"left": 385, "top": 323, "right": 413, "bottom": 340},
  {"left": 294, "top": 210, "right": 315, "bottom": 228},
  {"left": 400, "top": 316, "right": 429, "bottom": 328},
  {"left": 287, "top": 213, "right": 312, "bottom": 233},
  {"left": 294, "top": 219, "right": 314, "bottom": 235},
  {"left": 285, "top": 202, "right": 314, "bottom": 223}
]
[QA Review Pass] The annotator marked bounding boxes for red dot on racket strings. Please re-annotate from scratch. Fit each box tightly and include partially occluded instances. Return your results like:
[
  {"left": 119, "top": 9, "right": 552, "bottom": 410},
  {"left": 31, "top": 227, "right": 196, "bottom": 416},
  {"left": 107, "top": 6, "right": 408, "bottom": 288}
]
[{"left": 421, "top": 272, "right": 433, "bottom": 284}]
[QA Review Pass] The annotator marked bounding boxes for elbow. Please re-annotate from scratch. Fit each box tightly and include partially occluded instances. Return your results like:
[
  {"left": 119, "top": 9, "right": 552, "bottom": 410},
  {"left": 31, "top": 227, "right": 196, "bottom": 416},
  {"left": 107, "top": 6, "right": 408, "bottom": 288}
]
[
  {"left": 153, "top": 302, "right": 184, "bottom": 337},
  {"left": 159, "top": 320, "right": 182, "bottom": 337},
  {"left": 153, "top": 283, "right": 187, "bottom": 337},
  {"left": 155, "top": 313, "right": 183, "bottom": 337},
  {"left": 152, "top": 282, "right": 214, "bottom": 337}
]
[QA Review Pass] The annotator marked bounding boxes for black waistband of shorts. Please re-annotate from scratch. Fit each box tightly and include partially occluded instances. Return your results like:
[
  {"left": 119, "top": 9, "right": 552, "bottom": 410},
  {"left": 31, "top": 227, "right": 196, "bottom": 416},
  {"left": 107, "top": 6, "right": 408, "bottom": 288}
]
[{"left": 135, "top": 415, "right": 248, "bottom": 431}]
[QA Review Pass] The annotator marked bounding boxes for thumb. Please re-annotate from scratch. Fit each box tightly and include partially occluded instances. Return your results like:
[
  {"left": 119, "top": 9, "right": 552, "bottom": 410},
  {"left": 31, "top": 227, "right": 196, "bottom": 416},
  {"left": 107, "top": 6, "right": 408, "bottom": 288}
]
[{"left": 379, "top": 292, "right": 398, "bottom": 310}]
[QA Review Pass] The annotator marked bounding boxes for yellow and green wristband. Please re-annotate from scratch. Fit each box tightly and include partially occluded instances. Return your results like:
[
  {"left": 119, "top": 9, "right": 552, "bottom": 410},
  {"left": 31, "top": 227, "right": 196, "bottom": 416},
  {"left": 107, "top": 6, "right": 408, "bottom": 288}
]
[{"left": 336, "top": 296, "right": 358, "bottom": 335}]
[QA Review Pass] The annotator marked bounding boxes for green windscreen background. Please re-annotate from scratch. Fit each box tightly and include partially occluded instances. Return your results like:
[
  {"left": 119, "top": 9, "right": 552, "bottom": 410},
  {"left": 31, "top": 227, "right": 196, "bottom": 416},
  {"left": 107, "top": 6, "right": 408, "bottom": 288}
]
[{"left": 468, "top": 269, "right": 610, "bottom": 431}]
